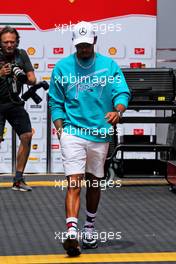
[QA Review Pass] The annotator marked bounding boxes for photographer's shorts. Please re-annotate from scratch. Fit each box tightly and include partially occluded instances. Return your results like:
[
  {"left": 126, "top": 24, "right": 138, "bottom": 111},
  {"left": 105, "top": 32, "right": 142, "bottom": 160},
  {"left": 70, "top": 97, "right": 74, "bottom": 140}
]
[
  {"left": 0, "top": 102, "right": 32, "bottom": 138},
  {"left": 60, "top": 132, "right": 109, "bottom": 178}
]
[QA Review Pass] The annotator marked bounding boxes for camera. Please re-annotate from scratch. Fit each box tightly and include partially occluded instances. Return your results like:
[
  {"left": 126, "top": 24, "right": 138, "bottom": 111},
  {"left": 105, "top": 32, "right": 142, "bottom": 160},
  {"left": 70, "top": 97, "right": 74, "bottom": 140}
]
[
  {"left": 21, "top": 81, "right": 49, "bottom": 104},
  {"left": 10, "top": 64, "right": 27, "bottom": 84}
]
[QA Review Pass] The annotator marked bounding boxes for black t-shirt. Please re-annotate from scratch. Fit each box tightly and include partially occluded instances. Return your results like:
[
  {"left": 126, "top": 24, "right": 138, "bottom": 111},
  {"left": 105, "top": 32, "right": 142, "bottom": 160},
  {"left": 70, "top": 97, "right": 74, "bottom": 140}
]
[{"left": 0, "top": 49, "right": 34, "bottom": 102}]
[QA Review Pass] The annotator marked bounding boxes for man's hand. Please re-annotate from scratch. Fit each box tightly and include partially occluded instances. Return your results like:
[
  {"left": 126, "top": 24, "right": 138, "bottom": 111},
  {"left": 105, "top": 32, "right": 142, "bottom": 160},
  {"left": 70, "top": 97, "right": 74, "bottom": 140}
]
[
  {"left": 0, "top": 63, "right": 11, "bottom": 77},
  {"left": 26, "top": 71, "right": 37, "bottom": 85},
  {"left": 105, "top": 112, "right": 121, "bottom": 125}
]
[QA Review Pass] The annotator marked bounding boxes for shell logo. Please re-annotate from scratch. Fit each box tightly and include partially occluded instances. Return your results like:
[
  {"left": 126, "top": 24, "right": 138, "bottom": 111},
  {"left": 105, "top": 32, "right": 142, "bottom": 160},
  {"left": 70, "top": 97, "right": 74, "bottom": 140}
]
[
  {"left": 27, "top": 47, "right": 36, "bottom": 56},
  {"left": 32, "top": 144, "right": 38, "bottom": 150},
  {"left": 108, "top": 47, "right": 117, "bottom": 56},
  {"left": 34, "top": 63, "right": 39, "bottom": 69}
]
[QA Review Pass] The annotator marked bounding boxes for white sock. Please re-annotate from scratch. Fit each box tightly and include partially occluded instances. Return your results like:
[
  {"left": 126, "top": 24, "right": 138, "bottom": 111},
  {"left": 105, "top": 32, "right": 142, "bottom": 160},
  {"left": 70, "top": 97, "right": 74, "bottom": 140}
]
[{"left": 66, "top": 217, "right": 78, "bottom": 237}]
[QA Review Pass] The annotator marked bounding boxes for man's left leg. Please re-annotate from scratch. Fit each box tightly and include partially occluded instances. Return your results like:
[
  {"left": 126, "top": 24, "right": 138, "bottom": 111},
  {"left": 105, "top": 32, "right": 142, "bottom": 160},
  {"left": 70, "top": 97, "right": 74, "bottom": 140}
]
[
  {"left": 82, "top": 172, "right": 101, "bottom": 249},
  {"left": 7, "top": 105, "right": 33, "bottom": 191},
  {"left": 12, "top": 131, "right": 33, "bottom": 191},
  {"left": 82, "top": 141, "right": 109, "bottom": 249}
]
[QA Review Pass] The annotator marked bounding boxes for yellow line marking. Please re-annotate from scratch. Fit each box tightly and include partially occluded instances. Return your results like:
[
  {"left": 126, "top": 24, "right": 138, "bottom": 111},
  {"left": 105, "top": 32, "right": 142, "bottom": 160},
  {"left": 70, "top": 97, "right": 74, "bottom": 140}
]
[
  {"left": 1, "top": 252, "right": 176, "bottom": 263},
  {"left": 123, "top": 179, "right": 168, "bottom": 185},
  {"left": 0, "top": 179, "right": 168, "bottom": 188},
  {"left": 0, "top": 173, "right": 64, "bottom": 177},
  {"left": 0, "top": 181, "right": 55, "bottom": 187}
]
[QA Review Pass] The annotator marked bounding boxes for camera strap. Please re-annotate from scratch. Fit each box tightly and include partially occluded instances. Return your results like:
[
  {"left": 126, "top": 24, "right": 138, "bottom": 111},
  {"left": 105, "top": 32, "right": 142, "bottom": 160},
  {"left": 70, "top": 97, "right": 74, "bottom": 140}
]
[
  {"left": 12, "top": 79, "right": 18, "bottom": 93},
  {"left": 14, "top": 49, "right": 25, "bottom": 96},
  {"left": 6, "top": 78, "right": 23, "bottom": 105},
  {"left": 9, "top": 50, "right": 24, "bottom": 98}
]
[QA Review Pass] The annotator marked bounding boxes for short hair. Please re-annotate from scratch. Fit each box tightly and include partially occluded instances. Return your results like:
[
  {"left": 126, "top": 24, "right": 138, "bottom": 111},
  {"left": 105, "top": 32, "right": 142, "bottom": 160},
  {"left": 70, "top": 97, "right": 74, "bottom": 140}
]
[{"left": 0, "top": 26, "right": 20, "bottom": 46}]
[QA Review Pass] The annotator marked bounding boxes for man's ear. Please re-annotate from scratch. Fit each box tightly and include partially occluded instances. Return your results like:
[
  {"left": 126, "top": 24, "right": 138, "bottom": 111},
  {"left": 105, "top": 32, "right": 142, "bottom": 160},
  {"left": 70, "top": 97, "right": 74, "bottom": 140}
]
[{"left": 94, "top": 36, "right": 97, "bottom": 45}]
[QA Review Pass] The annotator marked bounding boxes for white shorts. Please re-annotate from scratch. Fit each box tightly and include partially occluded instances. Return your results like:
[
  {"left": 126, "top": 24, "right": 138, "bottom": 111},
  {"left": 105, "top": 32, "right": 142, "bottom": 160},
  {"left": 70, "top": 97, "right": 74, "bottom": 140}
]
[{"left": 60, "top": 132, "right": 109, "bottom": 178}]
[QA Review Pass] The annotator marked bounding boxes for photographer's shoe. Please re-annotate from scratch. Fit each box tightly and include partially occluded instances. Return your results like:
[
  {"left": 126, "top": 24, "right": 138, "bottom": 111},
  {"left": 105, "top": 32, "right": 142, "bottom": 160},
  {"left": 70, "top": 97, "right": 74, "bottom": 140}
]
[
  {"left": 12, "top": 180, "right": 32, "bottom": 192},
  {"left": 82, "top": 226, "right": 98, "bottom": 249},
  {"left": 63, "top": 232, "right": 81, "bottom": 257}
]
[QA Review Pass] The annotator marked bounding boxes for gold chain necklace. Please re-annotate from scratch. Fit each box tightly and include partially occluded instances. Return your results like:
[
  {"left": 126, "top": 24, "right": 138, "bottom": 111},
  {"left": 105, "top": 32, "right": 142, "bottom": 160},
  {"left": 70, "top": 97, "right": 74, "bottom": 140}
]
[{"left": 75, "top": 54, "right": 95, "bottom": 69}]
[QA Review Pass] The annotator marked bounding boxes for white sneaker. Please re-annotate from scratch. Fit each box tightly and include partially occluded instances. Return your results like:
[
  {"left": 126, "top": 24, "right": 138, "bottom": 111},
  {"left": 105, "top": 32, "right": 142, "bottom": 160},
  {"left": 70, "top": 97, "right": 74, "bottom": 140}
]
[{"left": 82, "top": 227, "right": 98, "bottom": 249}]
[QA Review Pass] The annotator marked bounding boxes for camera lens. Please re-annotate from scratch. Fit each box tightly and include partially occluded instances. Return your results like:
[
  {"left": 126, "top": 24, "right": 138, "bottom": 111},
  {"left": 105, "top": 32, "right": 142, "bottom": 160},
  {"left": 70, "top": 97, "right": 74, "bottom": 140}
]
[{"left": 11, "top": 65, "right": 27, "bottom": 83}]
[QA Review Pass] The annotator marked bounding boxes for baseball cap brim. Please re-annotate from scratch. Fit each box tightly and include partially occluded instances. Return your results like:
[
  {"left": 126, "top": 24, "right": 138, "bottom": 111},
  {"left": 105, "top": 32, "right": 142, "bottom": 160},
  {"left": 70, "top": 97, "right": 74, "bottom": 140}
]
[{"left": 73, "top": 37, "right": 94, "bottom": 46}]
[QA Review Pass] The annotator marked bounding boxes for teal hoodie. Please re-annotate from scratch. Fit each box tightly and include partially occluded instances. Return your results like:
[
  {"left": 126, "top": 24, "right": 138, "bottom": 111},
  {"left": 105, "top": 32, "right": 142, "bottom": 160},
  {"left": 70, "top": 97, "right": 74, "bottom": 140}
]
[{"left": 49, "top": 53, "right": 131, "bottom": 142}]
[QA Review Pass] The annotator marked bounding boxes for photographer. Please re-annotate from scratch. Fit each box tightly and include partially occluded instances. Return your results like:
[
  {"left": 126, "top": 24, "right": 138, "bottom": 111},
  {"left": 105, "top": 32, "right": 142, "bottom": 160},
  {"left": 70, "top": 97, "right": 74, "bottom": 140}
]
[{"left": 0, "top": 26, "right": 36, "bottom": 191}]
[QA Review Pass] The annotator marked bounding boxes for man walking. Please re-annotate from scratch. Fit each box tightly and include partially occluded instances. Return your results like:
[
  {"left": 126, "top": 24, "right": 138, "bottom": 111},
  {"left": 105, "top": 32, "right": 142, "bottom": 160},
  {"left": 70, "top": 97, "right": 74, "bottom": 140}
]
[{"left": 49, "top": 21, "right": 130, "bottom": 256}]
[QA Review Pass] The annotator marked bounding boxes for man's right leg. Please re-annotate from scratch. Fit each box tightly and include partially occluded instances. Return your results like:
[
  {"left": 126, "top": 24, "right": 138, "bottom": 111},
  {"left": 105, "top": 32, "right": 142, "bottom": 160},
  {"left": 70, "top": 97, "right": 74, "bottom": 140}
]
[
  {"left": 63, "top": 174, "right": 83, "bottom": 256},
  {"left": 60, "top": 132, "right": 87, "bottom": 256},
  {"left": 66, "top": 174, "right": 83, "bottom": 218}
]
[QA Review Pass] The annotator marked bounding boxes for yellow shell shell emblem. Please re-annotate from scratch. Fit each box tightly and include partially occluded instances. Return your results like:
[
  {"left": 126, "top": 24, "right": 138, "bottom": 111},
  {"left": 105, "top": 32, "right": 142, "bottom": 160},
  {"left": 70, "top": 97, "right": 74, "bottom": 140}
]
[
  {"left": 108, "top": 47, "right": 117, "bottom": 56},
  {"left": 27, "top": 47, "right": 36, "bottom": 56}
]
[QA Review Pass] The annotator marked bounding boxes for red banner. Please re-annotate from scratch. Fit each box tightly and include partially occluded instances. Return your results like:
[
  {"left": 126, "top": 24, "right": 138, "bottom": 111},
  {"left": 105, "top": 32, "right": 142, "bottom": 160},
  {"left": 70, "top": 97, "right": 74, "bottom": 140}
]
[{"left": 0, "top": 0, "right": 157, "bottom": 30}]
